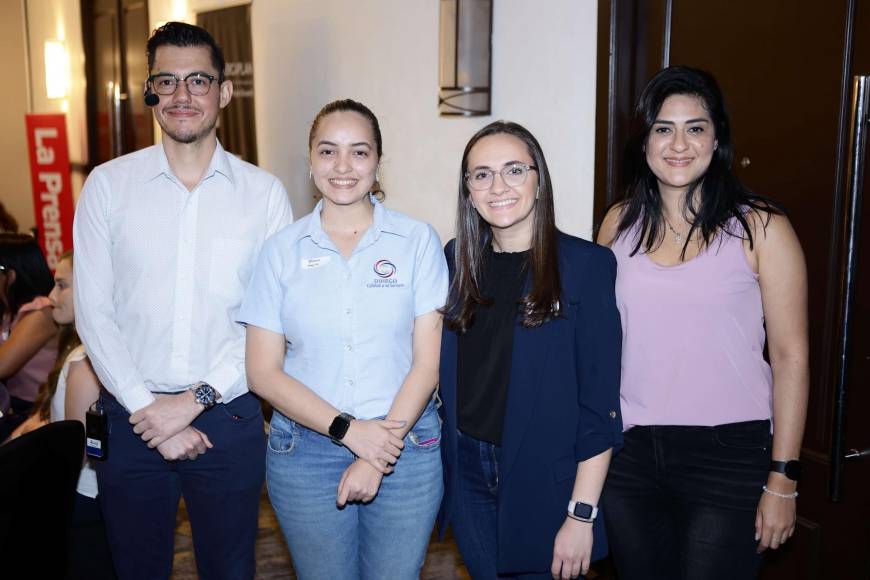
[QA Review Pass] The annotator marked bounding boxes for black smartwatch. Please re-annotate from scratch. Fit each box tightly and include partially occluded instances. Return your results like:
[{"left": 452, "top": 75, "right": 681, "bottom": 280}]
[
  {"left": 192, "top": 382, "right": 217, "bottom": 410},
  {"left": 329, "top": 412, "right": 355, "bottom": 444},
  {"left": 567, "top": 500, "right": 599, "bottom": 523},
  {"left": 770, "top": 459, "right": 802, "bottom": 481}
]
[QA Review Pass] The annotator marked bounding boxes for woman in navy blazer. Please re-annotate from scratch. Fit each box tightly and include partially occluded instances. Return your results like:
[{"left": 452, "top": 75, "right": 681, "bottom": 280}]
[{"left": 438, "top": 121, "right": 623, "bottom": 579}]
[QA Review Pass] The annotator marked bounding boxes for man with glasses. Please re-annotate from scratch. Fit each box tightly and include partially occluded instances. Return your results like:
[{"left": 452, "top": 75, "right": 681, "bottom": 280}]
[{"left": 73, "top": 22, "right": 292, "bottom": 579}]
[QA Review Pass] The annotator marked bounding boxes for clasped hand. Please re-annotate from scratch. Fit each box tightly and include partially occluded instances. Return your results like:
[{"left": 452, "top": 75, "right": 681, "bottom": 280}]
[
  {"left": 130, "top": 391, "right": 202, "bottom": 448},
  {"left": 337, "top": 459, "right": 384, "bottom": 507},
  {"left": 340, "top": 418, "right": 406, "bottom": 474}
]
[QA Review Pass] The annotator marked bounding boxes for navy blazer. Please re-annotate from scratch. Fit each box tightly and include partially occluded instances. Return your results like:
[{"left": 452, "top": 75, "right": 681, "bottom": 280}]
[{"left": 438, "top": 232, "right": 624, "bottom": 575}]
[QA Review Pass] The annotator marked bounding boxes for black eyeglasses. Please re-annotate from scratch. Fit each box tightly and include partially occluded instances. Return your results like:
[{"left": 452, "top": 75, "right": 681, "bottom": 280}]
[{"left": 148, "top": 72, "right": 217, "bottom": 96}]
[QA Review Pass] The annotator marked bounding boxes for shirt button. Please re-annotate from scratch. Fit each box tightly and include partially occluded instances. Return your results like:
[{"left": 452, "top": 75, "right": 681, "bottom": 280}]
[
  {"left": 347, "top": 380, "right": 354, "bottom": 386},
  {"left": 345, "top": 344, "right": 352, "bottom": 351},
  {"left": 609, "top": 411, "right": 617, "bottom": 418},
  {"left": 345, "top": 308, "right": 351, "bottom": 315}
]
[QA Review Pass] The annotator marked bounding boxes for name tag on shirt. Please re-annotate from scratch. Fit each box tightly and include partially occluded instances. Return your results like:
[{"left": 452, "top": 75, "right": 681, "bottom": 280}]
[{"left": 302, "top": 256, "right": 331, "bottom": 270}]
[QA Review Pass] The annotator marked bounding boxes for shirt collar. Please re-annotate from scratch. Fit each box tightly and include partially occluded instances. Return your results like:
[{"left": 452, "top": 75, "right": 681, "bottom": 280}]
[
  {"left": 142, "top": 140, "right": 235, "bottom": 185},
  {"left": 298, "top": 194, "right": 409, "bottom": 247}
]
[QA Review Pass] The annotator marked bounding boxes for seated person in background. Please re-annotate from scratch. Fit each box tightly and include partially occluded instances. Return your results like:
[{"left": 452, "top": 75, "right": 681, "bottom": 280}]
[
  {"left": 0, "top": 233, "right": 58, "bottom": 439},
  {"left": 8, "top": 251, "right": 116, "bottom": 579}
]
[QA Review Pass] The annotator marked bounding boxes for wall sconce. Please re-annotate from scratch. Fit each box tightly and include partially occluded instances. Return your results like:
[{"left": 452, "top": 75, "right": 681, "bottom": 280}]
[
  {"left": 439, "top": 0, "right": 492, "bottom": 116},
  {"left": 44, "top": 40, "right": 70, "bottom": 99}
]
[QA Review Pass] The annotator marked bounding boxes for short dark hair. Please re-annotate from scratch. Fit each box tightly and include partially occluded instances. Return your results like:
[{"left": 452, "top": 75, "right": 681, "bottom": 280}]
[
  {"left": 443, "top": 121, "right": 562, "bottom": 331},
  {"left": 146, "top": 22, "right": 225, "bottom": 82},
  {"left": 616, "top": 65, "right": 780, "bottom": 257}
]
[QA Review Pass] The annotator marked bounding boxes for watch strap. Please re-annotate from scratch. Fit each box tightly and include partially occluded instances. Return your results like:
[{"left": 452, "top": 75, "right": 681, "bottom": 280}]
[{"left": 770, "top": 459, "right": 801, "bottom": 481}]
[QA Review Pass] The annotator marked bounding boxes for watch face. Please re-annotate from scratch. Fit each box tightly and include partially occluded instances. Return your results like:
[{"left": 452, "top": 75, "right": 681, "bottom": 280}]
[
  {"left": 785, "top": 460, "right": 802, "bottom": 480},
  {"left": 572, "top": 502, "right": 594, "bottom": 519}
]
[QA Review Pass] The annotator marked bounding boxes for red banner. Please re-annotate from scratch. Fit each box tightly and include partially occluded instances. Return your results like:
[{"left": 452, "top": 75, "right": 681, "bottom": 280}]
[{"left": 24, "top": 114, "right": 74, "bottom": 269}]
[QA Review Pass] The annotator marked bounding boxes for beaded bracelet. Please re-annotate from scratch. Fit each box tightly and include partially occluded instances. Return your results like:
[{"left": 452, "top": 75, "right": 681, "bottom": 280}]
[{"left": 762, "top": 485, "right": 798, "bottom": 499}]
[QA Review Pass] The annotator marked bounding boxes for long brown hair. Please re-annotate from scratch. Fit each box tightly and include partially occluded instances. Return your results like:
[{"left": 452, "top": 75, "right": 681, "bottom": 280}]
[
  {"left": 32, "top": 251, "right": 80, "bottom": 421},
  {"left": 443, "top": 121, "right": 561, "bottom": 332}
]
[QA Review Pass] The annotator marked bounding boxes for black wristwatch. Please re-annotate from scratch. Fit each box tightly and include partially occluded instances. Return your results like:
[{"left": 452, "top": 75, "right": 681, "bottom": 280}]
[
  {"left": 329, "top": 412, "right": 355, "bottom": 444},
  {"left": 192, "top": 382, "right": 217, "bottom": 410},
  {"left": 770, "top": 459, "right": 802, "bottom": 481},
  {"left": 567, "top": 500, "right": 599, "bottom": 523}
]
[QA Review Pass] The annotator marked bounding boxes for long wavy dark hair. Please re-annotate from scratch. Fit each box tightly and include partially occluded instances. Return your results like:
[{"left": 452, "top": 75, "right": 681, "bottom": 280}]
[
  {"left": 615, "top": 66, "right": 780, "bottom": 257},
  {"left": 443, "top": 121, "right": 561, "bottom": 332},
  {"left": 0, "top": 233, "right": 54, "bottom": 324}
]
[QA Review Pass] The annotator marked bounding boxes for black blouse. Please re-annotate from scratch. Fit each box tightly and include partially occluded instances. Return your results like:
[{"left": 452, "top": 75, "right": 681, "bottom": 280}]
[{"left": 457, "top": 248, "right": 528, "bottom": 445}]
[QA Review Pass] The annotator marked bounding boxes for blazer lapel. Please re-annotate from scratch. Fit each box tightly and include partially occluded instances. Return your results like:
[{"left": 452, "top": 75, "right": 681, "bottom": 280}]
[{"left": 498, "top": 320, "right": 553, "bottom": 482}]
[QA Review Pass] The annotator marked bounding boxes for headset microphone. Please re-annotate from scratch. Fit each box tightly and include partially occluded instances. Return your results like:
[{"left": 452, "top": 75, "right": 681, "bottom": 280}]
[{"left": 144, "top": 87, "right": 159, "bottom": 107}]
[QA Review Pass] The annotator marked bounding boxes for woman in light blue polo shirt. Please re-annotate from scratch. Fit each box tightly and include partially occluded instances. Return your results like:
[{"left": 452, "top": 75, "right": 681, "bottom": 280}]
[{"left": 240, "top": 99, "right": 448, "bottom": 579}]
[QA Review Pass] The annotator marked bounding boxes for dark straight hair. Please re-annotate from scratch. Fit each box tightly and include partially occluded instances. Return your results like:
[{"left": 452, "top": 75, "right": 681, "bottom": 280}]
[
  {"left": 616, "top": 65, "right": 780, "bottom": 257},
  {"left": 0, "top": 233, "right": 53, "bottom": 323},
  {"left": 146, "top": 21, "right": 226, "bottom": 82},
  {"left": 443, "top": 121, "right": 561, "bottom": 332}
]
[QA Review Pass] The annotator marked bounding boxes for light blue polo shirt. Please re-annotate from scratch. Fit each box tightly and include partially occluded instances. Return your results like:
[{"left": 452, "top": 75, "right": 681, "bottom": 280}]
[{"left": 238, "top": 197, "right": 448, "bottom": 419}]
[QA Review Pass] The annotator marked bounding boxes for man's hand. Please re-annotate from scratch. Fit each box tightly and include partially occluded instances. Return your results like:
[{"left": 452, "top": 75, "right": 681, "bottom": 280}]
[
  {"left": 551, "top": 517, "right": 593, "bottom": 579},
  {"left": 337, "top": 459, "right": 384, "bottom": 507},
  {"left": 130, "top": 390, "right": 203, "bottom": 448},
  {"left": 156, "top": 426, "right": 213, "bottom": 461}
]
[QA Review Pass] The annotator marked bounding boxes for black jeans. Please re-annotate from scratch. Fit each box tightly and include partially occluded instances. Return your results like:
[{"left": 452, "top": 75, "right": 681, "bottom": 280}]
[{"left": 602, "top": 421, "right": 771, "bottom": 580}]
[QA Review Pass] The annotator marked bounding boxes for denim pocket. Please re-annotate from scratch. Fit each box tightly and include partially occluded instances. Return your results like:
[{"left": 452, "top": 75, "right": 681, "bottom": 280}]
[
  {"left": 712, "top": 419, "right": 771, "bottom": 450},
  {"left": 267, "top": 421, "right": 297, "bottom": 454},
  {"left": 407, "top": 410, "right": 441, "bottom": 450}
]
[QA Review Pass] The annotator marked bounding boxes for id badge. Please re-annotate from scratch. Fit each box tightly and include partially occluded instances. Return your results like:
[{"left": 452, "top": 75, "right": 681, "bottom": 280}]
[{"left": 85, "top": 405, "right": 108, "bottom": 461}]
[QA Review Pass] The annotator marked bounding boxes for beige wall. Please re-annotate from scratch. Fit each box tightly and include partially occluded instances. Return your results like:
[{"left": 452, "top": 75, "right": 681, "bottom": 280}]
[
  {"left": 149, "top": 0, "right": 600, "bottom": 242},
  {"left": 0, "top": 0, "right": 87, "bottom": 233},
  {"left": 0, "top": 1, "right": 33, "bottom": 232}
]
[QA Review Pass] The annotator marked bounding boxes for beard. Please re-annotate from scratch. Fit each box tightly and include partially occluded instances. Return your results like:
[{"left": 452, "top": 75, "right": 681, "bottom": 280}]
[{"left": 157, "top": 105, "right": 219, "bottom": 145}]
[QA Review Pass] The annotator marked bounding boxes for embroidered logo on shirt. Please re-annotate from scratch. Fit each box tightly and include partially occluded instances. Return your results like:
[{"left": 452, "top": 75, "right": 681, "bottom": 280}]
[
  {"left": 302, "top": 256, "right": 332, "bottom": 270},
  {"left": 367, "top": 259, "right": 404, "bottom": 288},
  {"left": 373, "top": 259, "right": 396, "bottom": 278}
]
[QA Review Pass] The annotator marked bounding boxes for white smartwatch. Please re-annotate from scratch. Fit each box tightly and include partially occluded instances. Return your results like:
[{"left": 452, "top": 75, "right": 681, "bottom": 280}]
[{"left": 567, "top": 500, "right": 599, "bottom": 523}]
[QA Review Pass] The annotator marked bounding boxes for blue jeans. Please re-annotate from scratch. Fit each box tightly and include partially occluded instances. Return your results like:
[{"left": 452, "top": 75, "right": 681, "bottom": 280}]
[
  {"left": 602, "top": 421, "right": 771, "bottom": 580},
  {"left": 266, "top": 402, "right": 443, "bottom": 580},
  {"left": 96, "top": 392, "right": 265, "bottom": 580},
  {"left": 451, "top": 430, "right": 555, "bottom": 580}
]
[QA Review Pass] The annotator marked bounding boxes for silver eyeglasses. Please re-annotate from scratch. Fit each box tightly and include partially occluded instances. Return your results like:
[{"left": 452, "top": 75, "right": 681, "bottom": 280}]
[
  {"left": 465, "top": 163, "right": 538, "bottom": 191},
  {"left": 148, "top": 72, "right": 217, "bottom": 96}
]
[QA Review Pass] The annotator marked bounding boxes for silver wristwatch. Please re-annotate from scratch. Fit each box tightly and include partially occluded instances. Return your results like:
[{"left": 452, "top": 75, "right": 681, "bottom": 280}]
[{"left": 193, "top": 382, "right": 217, "bottom": 410}]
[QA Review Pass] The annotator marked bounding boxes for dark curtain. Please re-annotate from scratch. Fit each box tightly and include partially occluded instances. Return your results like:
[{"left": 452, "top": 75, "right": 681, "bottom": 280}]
[{"left": 197, "top": 4, "right": 258, "bottom": 164}]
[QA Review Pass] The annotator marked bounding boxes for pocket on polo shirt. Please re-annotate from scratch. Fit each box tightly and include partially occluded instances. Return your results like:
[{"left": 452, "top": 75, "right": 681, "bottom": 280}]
[{"left": 209, "top": 238, "right": 255, "bottom": 300}]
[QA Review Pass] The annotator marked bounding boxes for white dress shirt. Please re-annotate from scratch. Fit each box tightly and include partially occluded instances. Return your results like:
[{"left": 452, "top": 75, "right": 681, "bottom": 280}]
[{"left": 73, "top": 141, "right": 293, "bottom": 413}]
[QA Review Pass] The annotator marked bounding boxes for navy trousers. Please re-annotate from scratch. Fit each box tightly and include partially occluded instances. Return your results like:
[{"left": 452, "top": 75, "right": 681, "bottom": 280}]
[{"left": 96, "top": 391, "right": 265, "bottom": 580}]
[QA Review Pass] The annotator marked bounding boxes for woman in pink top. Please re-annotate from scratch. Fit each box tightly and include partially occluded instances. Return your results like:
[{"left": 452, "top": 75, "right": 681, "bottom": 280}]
[
  {"left": 597, "top": 67, "right": 809, "bottom": 579},
  {"left": 0, "top": 233, "right": 58, "bottom": 439}
]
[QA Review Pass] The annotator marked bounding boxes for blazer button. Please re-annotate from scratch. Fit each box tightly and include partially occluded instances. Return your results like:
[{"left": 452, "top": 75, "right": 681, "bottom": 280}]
[{"left": 609, "top": 410, "right": 617, "bottom": 418}]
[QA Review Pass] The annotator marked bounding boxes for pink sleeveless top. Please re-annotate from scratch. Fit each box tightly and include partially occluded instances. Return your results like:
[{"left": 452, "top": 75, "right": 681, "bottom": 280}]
[{"left": 611, "top": 221, "right": 773, "bottom": 429}]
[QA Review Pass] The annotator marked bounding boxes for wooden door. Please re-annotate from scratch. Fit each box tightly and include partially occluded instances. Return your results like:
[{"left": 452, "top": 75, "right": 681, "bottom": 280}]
[{"left": 595, "top": 1, "right": 870, "bottom": 578}]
